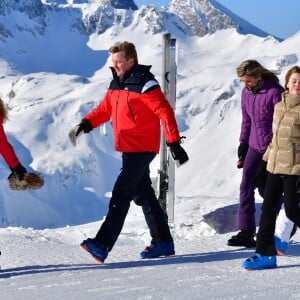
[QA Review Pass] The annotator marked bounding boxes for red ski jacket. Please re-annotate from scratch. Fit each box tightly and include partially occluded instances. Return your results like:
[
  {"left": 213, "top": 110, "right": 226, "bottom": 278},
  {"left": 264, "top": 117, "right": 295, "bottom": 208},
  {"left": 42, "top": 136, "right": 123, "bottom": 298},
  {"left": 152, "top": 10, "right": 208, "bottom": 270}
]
[
  {"left": 0, "top": 117, "right": 20, "bottom": 168},
  {"left": 84, "top": 64, "right": 180, "bottom": 153}
]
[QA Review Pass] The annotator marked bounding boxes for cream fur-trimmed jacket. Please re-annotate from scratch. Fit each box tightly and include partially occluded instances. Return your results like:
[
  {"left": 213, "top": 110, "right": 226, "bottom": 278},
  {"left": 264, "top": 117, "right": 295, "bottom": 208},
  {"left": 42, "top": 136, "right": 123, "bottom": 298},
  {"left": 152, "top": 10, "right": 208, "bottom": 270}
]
[{"left": 263, "top": 92, "right": 300, "bottom": 175}]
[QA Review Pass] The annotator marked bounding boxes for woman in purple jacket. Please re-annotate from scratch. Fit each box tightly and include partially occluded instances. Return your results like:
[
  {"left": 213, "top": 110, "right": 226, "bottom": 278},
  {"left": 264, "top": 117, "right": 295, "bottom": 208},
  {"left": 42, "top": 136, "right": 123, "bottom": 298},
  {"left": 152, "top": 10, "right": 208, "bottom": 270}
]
[{"left": 227, "top": 60, "right": 284, "bottom": 247}]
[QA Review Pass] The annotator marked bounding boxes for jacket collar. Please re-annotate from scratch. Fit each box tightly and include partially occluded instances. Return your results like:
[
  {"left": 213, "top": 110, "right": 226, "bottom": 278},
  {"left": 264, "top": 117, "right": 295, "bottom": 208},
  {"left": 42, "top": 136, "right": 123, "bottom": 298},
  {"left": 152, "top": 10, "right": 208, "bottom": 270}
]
[
  {"left": 282, "top": 92, "right": 300, "bottom": 109},
  {"left": 110, "top": 64, "right": 152, "bottom": 83},
  {"left": 244, "top": 79, "right": 280, "bottom": 95}
]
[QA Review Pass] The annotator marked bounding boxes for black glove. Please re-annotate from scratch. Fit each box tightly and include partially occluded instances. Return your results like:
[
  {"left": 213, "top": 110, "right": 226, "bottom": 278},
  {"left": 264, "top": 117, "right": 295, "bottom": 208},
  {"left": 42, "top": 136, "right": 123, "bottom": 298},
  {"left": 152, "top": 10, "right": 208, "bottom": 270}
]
[
  {"left": 253, "top": 160, "right": 267, "bottom": 188},
  {"left": 238, "top": 142, "right": 249, "bottom": 159},
  {"left": 167, "top": 139, "right": 189, "bottom": 166},
  {"left": 75, "top": 119, "right": 93, "bottom": 136},
  {"left": 237, "top": 142, "right": 249, "bottom": 168},
  {"left": 9, "top": 163, "right": 27, "bottom": 181},
  {"left": 69, "top": 119, "right": 93, "bottom": 147}
]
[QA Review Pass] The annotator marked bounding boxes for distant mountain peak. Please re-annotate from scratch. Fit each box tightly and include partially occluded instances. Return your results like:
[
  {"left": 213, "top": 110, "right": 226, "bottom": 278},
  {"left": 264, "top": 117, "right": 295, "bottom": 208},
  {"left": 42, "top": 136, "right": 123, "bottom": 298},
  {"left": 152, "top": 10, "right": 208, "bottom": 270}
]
[
  {"left": 44, "top": 0, "right": 138, "bottom": 10},
  {"left": 0, "top": 0, "right": 270, "bottom": 42},
  {"left": 168, "top": 0, "right": 237, "bottom": 36}
]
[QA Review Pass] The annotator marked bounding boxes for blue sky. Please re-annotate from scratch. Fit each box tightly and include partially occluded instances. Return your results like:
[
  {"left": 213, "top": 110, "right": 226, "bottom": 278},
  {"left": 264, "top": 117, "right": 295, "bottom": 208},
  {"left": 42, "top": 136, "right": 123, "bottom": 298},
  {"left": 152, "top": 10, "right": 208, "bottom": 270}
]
[{"left": 134, "top": 0, "right": 300, "bottom": 39}]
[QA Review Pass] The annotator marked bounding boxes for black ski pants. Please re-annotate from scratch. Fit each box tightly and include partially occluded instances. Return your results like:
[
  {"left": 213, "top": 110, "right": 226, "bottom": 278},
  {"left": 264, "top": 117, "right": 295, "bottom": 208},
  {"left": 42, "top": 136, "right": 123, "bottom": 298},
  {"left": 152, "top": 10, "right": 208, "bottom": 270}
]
[
  {"left": 95, "top": 152, "right": 173, "bottom": 251},
  {"left": 256, "top": 173, "right": 300, "bottom": 256}
]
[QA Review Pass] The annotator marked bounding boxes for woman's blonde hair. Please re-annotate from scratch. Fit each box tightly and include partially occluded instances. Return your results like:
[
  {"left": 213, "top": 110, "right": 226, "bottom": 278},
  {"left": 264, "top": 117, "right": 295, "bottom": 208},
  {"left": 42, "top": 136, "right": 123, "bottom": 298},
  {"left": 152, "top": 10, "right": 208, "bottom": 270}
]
[
  {"left": 236, "top": 59, "right": 280, "bottom": 85},
  {"left": 0, "top": 98, "right": 8, "bottom": 122}
]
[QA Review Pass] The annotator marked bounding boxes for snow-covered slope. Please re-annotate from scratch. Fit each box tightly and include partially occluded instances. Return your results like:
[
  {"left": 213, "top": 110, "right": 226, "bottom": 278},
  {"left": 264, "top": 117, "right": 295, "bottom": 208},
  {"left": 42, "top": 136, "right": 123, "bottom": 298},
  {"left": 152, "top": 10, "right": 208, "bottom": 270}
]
[
  {"left": 0, "top": 207, "right": 300, "bottom": 299},
  {"left": 0, "top": 0, "right": 299, "bottom": 229}
]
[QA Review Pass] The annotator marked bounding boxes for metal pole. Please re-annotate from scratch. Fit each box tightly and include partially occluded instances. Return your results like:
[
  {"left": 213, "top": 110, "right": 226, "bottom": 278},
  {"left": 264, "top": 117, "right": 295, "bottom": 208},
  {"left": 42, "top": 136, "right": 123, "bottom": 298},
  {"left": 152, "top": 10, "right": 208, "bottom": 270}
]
[
  {"left": 158, "top": 33, "right": 177, "bottom": 223},
  {"left": 158, "top": 33, "right": 170, "bottom": 220},
  {"left": 166, "top": 37, "right": 177, "bottom": 223}
]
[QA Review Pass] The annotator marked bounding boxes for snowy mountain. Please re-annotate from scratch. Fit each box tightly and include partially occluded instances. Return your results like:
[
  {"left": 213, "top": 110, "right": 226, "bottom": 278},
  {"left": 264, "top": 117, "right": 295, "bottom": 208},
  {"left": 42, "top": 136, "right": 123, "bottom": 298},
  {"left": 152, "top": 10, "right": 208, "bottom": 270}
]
[
  {"left": 0, "top": 0, "right": 273, "bottom": 76},
  {"left": 0, "top": 0, "right": 267, "bottom": 40},
  {"left": 0, "top": 0, "right": 299, "bottom": 230}
]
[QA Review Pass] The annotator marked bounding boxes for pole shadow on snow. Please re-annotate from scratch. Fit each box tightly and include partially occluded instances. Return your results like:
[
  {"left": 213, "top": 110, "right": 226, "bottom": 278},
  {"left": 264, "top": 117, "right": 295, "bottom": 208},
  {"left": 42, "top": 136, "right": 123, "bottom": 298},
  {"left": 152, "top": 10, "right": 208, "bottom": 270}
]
[
  {"left": 202, "top": 203, "right": 263, "bottom": 234},
  {"left": 1, "top": 242, "right": 300, "bottom": 278}
]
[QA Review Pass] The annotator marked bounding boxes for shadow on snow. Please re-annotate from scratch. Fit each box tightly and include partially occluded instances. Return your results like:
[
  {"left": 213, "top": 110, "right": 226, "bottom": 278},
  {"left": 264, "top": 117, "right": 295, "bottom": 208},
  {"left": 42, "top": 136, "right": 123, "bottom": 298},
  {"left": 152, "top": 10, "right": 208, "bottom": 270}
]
[
  {"left": 203, "top": 203, "right": 263, "bottom": 234},
  {"left": 1, "top": 243, "right": 300, "bottom": 278}
]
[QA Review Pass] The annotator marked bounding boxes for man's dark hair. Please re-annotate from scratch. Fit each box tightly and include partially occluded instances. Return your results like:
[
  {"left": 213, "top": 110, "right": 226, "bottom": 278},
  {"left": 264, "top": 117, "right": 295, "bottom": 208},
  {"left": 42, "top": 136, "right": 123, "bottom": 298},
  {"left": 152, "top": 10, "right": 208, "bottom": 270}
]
[{"left": 109, "top": 41, "right": 138, "bottom": 64}]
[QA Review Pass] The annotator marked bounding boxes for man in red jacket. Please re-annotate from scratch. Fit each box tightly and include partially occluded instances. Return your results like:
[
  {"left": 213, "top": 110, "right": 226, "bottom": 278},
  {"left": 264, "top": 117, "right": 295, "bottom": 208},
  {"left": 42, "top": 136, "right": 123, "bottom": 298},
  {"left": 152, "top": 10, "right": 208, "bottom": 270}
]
[{"left": 70, "top": 41, "right": 188, "bottom": 263}]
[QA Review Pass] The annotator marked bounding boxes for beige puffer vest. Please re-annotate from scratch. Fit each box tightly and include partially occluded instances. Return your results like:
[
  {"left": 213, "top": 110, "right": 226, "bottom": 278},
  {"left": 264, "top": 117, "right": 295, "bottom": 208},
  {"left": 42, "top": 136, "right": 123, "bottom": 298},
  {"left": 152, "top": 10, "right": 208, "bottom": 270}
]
[{"left": 263, "top": 93, "right": 300, "bottom": 175}]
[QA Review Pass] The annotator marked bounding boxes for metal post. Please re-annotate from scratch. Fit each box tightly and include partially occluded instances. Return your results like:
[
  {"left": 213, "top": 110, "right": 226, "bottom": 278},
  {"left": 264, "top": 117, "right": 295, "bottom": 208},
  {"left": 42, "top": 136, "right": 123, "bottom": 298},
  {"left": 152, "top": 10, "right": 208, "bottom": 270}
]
[
  {"left": 158, "top": 33, "right": 177, "bottom": 223},
  {"left": 166, "top": 37, "right": 176, "bottom": 223}
]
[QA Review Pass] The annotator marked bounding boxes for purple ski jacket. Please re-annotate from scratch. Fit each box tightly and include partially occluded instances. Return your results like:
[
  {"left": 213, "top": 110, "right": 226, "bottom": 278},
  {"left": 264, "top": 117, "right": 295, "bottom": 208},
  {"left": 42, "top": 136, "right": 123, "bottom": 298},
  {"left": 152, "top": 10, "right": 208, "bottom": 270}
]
[{"left": 239, "top": 79, "right": 284, "bottom": 153}]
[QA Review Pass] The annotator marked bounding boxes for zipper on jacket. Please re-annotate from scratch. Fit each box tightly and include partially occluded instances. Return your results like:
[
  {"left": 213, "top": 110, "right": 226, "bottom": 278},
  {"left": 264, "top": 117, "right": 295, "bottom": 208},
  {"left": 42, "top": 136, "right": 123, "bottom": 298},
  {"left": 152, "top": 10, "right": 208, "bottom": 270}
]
[
  {"left": 252, "top": 94, "right": 263, "bottom": 151},
  {"left": 126, "top": 91, "right": 136, "bottom": 124},
  {"left": 272, "top": 108, "right": 284, "bottom": 173},
  {"left": 115, "top": 92, "right": 121, "bottom": 149}
]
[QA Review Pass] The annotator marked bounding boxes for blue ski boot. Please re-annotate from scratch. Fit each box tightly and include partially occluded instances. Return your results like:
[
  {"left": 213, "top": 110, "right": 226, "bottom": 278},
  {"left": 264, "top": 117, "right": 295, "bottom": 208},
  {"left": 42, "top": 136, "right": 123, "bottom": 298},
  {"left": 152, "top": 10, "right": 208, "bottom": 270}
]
[
  {"left": 81, "top": 238, "right": 108, "bottom": 264},
  {"left": 242, "top": 253, "right": 277, "bottom": 270},
  {"left": 274, "top": 236, "right": 288, "bottom": 256},
  {"left": 140, "top": 242, "right": 175, "bottom": 259}
]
